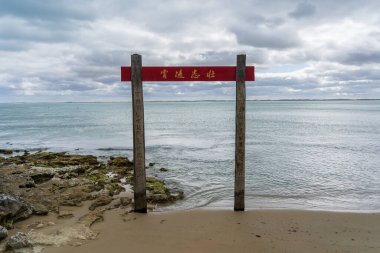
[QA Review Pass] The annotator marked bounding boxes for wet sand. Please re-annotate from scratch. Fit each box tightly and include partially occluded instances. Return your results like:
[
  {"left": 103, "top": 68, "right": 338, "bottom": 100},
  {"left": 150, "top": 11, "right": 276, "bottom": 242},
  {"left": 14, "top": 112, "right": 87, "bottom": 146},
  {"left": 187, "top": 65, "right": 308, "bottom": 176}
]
[{"left": 44, "top": 209, "right": 380, "bottom": 253}]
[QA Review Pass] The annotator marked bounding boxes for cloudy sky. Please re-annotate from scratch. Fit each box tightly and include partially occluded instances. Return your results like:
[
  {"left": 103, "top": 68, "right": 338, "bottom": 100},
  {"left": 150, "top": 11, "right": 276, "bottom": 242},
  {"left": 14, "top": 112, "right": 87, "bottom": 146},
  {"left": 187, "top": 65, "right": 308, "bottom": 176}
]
[{"left": 1, "top": 0, "right": 380, "bottom": 102}]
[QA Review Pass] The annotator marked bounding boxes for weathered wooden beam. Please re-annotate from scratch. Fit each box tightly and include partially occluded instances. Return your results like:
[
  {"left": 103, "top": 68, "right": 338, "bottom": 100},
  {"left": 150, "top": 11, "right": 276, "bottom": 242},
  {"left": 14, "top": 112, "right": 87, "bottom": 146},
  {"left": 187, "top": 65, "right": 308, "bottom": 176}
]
[
  {"left": 131, "top": 54, "right": 147, "bottom": 213},
  {"left": 234, "top": 54, "right": 246, "bottom": 211}
]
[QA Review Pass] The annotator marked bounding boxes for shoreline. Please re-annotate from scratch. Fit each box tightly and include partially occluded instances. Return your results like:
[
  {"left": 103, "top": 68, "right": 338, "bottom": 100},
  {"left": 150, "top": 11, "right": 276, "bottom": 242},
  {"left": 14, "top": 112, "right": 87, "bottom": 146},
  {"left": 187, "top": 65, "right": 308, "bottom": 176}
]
[
  {"left": 1, "top": 149, "right": 380, "bottom": 214},
  {"left": 43, "top": 208, "right": 380, "bottom": 253},
  {"left": 1, "top": 149, "right": 379, "bottom": 214},
  {"left": 198, "top": 206, "right": 380, "bottom": 214}
]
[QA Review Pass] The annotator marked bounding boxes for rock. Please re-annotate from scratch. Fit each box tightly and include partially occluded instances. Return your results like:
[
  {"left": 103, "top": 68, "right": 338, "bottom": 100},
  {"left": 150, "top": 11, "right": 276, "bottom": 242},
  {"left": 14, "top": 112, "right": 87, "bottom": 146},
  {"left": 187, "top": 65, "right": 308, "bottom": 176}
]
[
  {"left": 0, "top": 151, "right": 185, "bottom": 242},
  {"left": 146, "top": 178, "right": 167, "bottom": 195},
  {"left": 78, "top": 209, "right": 105, "bottom": 227},
  {"left": 30, "top": 172, "right": 55, "bottom": 184},
  {"left": 0, "top": 195, "right": 33, "bottom": 228},
  {"left": 69, "top": 172, "right": 79, "bottom": 178},
  {"left": 107, "top": 157, "right": 133, "bottom": 169},
  {"left": 147, "top": 194, "right": 169, "bottom": 203},
  {"left": 88, "top": 169, "right": 99, "bottom": 176},
  {"left": 89, "top": 189, "right": 109, "bottom": 199},
  {"left": 18, "top": 179, "right": 36, "bottom": 188},
  {"left": 68, "top": 178, "right": 86, "bottom": 188},
  {"left": 147, "top": 203, "right": 156, "bottom": 210},
  {"left": 6, "top": 152, "right": 99, "bottom": 168},
  {"left": 160, "top": 167, "right": 168, "bottom": 172},
  {"left": 32, "top": 203, "right": 49, "bottom": 215},
  {"left": 58, "top": 210, "right": 74, "bottom": 219},
  {"left": 60, "top": 186, "right": 93, "bottom": 207},
  {"left": 26, "top": 222, "right": 45, "bottom": 229},
  {"left": 0, "top": 149, "right": 13, "bottom": 155},
  {"left": 89, "top": 195, "right": 113, "bottom": 211},
  {"left": 0, "top": 225, "right": 7, "bottom": 241},
  {"left": 6, "top": 232, "right": 30, "bottom": 250},
  {"left": 119, "top": 197, "right": 132, "bottom": 207},
  {"left": 0, "top": 211, "right": 10, "bottom": 228},
  {"left": 105, "top": 183, "right": 124, "bottom": 196},
  {"left": 169, "top": 191, "right": 184, "bottom": 201},
  {"left": 36, "top": 223, "right": 45, "bottom": 229},
  {"left": 145, "top": 177, "right": 184, "bottom": 204},
  {"left": 59, "top": 199, "right": 82, "bottom": 207}
]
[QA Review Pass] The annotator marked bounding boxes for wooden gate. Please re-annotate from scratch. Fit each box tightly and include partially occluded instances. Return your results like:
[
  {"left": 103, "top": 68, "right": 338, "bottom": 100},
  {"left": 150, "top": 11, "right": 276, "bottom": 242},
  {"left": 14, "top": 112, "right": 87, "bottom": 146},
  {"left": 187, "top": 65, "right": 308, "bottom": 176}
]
[{"left": 121, "top": 54, "right": 255, "bottom": 212}]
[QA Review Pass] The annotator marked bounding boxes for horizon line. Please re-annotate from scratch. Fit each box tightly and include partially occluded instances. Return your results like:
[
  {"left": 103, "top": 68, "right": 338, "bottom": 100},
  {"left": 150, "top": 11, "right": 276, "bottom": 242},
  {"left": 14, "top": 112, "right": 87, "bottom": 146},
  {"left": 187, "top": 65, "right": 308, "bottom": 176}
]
[{"left": 1, "top": 98, "right": 380, "bottom": 104}]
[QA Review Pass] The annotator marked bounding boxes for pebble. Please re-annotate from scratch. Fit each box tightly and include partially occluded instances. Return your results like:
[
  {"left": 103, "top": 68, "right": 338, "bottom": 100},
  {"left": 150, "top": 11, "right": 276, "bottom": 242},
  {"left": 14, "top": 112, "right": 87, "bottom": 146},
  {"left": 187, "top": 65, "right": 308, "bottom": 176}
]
[{"left": 36, "top": 223, "right": 44, "bottom": 229}]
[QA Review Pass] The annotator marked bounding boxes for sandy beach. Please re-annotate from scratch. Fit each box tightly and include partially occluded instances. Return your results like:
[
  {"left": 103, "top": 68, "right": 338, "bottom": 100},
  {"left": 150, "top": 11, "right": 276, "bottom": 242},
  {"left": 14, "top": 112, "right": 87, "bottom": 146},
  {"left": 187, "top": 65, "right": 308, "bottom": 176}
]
[{"left": 43, "top": 209, "right": 380, "bottom": 253}]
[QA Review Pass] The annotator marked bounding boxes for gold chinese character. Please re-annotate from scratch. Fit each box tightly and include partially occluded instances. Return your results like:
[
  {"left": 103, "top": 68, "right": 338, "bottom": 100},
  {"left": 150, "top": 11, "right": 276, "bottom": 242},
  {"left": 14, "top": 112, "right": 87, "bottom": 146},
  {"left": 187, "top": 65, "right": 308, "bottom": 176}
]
[
  {"left": 206, "top": 69, "right": 216, "bottom": 79},
  {"left": 160, "top": 69, "right": 169, "bottom": 79},
  {"left": 175, "top": 69, "right": 185, "bottom": 79},
  {"left": 190, "top": 69, "right": 200, "bottom": 79}
]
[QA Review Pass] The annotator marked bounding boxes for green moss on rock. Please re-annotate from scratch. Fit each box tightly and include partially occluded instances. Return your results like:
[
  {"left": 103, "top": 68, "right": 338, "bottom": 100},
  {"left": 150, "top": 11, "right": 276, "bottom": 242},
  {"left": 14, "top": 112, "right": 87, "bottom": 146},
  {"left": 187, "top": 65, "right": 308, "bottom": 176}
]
[
  {"left": 5, "top": 152, "right": 99, "bottom": 168},
  {"left": 1, "top": 151, "right": 184, "bottom": 212},
  {"left": 108, "top": 157, "right": 133, "bottom": 168},
  {"left": 106, "top": 183, "right": 124, "bottom": 196},
  {"left": 147, "top": 180, "right": 167, "bottom": 195},
  {"left": 145, "top": 176, "right": 184, "bottom": 204},
  {"left": 85, "top": 171, "right": 109, "bottom": 182}
]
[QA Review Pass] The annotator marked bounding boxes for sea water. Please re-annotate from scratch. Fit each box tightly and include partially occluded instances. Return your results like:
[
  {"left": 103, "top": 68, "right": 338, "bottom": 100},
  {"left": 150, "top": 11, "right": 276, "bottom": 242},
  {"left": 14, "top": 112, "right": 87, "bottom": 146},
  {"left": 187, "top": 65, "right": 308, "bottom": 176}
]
[{"left": 1, "top": 100, "right": 379, "bottom": 211}]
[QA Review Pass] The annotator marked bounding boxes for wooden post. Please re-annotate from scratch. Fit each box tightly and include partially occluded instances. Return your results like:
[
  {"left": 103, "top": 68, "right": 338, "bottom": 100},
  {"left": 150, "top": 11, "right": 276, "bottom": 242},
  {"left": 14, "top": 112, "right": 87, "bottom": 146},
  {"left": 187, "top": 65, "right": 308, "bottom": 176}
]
[
  {"left": 131, "top": 54, "right": 147, "bottom": 213},
  {"left": 234, "top": 54, "right": 246, "bottom": 211}
]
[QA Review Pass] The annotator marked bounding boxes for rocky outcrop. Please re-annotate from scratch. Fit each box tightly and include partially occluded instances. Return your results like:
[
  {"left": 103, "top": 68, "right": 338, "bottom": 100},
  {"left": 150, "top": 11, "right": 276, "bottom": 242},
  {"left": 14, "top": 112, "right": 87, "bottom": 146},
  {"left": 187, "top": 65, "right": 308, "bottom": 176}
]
[
  {"left": 108, "top": 156, "right": 133, "bottom": 168},
  {"left": 1, "top": 152, "right": 184, "bottom": 211},
  {"left": 4, "top": 152, "right": 99, "bottom": 168},
  {"left": 0, "top": 151, "right": 185, "bottom": 252},
  {"left": 0, "top": 195, "right": 33, "bottom": 228}
]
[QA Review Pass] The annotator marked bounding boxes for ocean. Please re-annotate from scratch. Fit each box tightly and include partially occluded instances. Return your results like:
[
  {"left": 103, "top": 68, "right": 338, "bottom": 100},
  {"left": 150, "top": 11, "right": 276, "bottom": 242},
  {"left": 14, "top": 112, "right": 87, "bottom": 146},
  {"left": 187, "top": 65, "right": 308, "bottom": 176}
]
[{"left": 1, "top": 100, "right": 379, "bottom": 211}]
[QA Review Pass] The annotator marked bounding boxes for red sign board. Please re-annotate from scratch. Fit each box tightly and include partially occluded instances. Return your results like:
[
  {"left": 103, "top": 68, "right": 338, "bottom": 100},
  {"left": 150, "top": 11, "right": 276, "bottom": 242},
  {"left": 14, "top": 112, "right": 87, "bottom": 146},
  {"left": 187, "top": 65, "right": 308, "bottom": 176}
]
[{"left": 121, "top": 66, "right": 255, "bottom": 82}]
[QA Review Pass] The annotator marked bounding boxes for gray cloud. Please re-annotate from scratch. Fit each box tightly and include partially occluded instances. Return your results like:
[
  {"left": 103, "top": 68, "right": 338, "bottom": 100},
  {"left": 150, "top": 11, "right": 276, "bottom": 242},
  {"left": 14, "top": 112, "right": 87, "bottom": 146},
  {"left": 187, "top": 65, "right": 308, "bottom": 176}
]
[
  {"left": 289, "top": 2, "right": 316, "bottom": 19},
  {"left": 341, "top": 51, "right": 380, "bottom": 65},
  {"left": 0, "top": 0, "right": 93, "bottom": 21},
  {"left": 0, "top": 16, "right": 74, "bottom": 44},
  {"left": 0, "top": 0, "right": 379, "bottom": 102},
  {"left": 229, "top": 12, "right": 301, "bottom": 50},
  {"left": 232, "top": 25, "right": 301, "bottom": 49}
]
